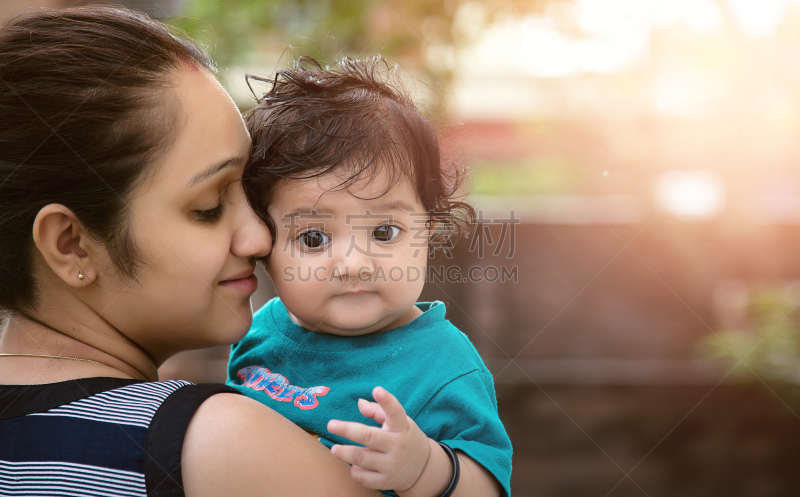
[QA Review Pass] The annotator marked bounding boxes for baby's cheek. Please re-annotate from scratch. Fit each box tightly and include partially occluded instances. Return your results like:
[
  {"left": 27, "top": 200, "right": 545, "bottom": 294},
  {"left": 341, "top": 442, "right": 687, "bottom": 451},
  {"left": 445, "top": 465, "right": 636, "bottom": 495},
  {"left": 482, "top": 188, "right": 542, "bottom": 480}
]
[{"left": 280, "top": 268, "right": 328, "bottom": 307}]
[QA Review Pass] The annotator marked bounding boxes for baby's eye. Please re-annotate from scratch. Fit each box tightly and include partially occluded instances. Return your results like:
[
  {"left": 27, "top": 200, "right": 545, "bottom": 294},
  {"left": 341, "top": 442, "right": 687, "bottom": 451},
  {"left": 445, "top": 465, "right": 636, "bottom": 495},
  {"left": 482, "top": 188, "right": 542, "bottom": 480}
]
[
  {"left": 372, "top": 225, "right": 401, "bottom": 242},
  {"left": 299, "top": 230, "right": 331, "bottom": 249}
]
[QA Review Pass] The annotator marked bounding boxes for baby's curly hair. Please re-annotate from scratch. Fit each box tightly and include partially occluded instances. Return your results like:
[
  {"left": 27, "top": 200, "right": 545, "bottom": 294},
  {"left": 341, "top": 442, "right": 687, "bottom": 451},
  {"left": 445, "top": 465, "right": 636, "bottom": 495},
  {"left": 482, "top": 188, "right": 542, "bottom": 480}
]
[{"left": 242, "top": 55, "right": 475, "bottom": 251}]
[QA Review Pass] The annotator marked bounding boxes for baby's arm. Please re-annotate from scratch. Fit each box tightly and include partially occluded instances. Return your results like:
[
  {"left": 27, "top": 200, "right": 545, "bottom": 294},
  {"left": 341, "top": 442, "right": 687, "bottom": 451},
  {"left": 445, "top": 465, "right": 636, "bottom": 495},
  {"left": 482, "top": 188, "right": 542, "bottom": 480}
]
[{"left": 327, "top": 387, "right": 501, "bottom": 497}]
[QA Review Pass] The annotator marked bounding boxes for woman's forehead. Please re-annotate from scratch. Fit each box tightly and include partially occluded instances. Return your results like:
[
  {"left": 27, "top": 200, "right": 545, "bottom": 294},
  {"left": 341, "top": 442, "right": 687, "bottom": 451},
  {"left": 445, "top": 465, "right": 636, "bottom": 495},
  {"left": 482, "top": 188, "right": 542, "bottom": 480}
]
[{"left": 145, "top": 69, "right": 250, "bottom": 189}]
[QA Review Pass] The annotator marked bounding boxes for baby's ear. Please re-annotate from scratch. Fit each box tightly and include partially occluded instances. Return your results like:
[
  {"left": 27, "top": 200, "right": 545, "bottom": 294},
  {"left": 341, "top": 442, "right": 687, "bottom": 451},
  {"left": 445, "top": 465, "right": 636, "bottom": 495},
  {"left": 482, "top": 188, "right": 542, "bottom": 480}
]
[{"left": 425, "top": 217, "right": 439, "bottom": 235}]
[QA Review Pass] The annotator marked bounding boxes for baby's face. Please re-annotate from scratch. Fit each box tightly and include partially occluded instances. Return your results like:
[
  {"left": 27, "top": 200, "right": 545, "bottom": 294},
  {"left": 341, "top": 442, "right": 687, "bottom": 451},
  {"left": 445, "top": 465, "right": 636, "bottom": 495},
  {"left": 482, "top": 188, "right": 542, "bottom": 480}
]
[{"left": 265, "top": 166, "right": 430, "bottom": 336}]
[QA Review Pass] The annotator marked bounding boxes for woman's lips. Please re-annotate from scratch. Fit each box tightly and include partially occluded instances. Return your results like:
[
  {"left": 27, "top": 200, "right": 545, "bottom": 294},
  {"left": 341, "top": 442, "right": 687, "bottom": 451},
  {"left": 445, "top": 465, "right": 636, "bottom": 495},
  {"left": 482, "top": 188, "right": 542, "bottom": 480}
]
[{"left": 218, "top": 274, "right": 259, "bottom": 294}]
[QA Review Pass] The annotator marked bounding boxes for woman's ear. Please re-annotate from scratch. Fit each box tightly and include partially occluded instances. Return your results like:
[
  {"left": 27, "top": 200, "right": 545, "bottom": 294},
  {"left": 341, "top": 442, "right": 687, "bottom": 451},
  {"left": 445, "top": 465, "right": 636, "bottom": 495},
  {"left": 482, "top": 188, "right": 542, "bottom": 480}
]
[{"left": 32, "top": 204, "right": 98, "bottom": 288}]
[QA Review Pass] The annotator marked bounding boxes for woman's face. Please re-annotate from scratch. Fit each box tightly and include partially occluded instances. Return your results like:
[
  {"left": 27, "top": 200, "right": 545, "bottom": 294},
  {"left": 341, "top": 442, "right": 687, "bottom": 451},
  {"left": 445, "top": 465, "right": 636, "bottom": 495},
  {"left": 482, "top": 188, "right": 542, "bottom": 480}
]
[{"left": 92, "top": 69, "right": 271, "bottom": 362}]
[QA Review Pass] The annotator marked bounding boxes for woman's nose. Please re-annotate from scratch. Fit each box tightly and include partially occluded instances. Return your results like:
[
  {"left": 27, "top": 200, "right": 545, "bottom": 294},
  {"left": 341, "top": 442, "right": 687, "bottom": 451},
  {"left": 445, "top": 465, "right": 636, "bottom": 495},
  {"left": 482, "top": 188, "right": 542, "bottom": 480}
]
[{"left": 231, "top": 190, "right": 272, "bottom": 259}]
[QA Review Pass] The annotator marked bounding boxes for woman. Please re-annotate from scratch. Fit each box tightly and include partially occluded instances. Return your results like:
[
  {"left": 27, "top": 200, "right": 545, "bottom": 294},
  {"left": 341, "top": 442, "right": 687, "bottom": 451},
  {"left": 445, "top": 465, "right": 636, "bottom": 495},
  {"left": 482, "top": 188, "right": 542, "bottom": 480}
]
[{"left": 0, "top": 6, "right": 379, "bottom": 496}]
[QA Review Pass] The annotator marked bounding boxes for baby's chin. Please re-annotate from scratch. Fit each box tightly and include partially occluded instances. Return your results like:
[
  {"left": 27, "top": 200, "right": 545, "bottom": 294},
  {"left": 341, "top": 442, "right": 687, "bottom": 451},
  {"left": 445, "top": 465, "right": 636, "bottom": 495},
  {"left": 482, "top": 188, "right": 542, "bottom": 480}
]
[
  {"left": 289, "top": 292, "right": 417, "bottom": 335},
  {"left": 296, "top": 310, "right": 401, "bottom": 336},
  {"left": 308, "top": 318, "right": 392, "bottom": 336}
]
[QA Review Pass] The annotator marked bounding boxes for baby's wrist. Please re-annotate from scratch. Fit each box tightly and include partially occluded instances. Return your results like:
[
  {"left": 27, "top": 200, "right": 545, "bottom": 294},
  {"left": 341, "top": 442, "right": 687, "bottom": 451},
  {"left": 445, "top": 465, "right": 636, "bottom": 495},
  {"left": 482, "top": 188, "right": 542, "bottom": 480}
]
[{"left": 396, "top": 438, "right": 451, "bottom": 497}]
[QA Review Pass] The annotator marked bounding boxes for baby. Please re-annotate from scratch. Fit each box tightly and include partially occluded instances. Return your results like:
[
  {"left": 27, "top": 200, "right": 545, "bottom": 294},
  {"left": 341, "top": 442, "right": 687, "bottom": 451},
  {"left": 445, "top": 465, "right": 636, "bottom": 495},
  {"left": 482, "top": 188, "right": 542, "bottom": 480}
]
[{"left": 227, "top": 56, "right": 512, "bottom": 497}]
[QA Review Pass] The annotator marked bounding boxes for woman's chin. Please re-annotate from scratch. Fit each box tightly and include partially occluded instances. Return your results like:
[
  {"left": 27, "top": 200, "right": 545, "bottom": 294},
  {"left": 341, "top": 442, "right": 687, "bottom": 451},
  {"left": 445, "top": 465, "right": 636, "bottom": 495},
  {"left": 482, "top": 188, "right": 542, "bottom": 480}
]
[
  {"left": 227, "top": 322, "right": 254, "bottom": 344},
  {"left": 208, "top": 313, "right": 254, "bottom": 346}
]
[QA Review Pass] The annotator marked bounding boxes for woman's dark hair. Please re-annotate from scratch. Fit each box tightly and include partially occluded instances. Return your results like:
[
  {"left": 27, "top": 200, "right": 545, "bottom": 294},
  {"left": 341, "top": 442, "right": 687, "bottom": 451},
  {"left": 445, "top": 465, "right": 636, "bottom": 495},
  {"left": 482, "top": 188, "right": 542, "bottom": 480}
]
[
  {"left": 243, "top": 55, "right": 475, "bottom": 251},
  {"left": 0, "top": 6, "right": 214, "bottom": 314}
]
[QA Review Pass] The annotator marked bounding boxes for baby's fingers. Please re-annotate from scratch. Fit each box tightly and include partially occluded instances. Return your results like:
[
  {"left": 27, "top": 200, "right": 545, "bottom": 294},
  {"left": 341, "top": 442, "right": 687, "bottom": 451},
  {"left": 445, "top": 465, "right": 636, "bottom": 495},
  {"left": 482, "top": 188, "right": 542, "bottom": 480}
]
[
  {"left": 332, "top": 448, "right": 413, "bottom": 491},
  {"left": 349, "top": 465, "right": 390, "bottom": 490},
  {"left": 373, "top": 386, "right": 407, "bottom": 432},
  {"left": 330, "top": 445, "right": 382, "bottom": 473},
  {"left": 327, "top": 419, "right": 391, "bottom": 452},
  {"left": 351, "top": 464, "right": 413, "bottom": 491},
  {"left": 358, "top": 398, "right": 386, "bottom": 424}
]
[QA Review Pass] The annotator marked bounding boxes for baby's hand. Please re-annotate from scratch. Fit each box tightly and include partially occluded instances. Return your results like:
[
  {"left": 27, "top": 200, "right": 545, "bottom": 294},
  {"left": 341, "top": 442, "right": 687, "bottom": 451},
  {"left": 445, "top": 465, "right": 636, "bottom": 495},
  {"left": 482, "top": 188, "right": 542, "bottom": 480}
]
[{"left": 327, "top": 386, "right": 431, "bottom": 491}]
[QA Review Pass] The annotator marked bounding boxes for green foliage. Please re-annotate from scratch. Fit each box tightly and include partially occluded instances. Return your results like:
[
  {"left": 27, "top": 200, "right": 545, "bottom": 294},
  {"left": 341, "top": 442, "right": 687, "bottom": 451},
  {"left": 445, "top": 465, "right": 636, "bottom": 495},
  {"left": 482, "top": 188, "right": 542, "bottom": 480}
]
[
  {"left": 702, "top": 286, "right": 800, "bottom": 385},
  {"left": 170, "top": 0, "right": 566, "bottom": 73},
  {"left": 172, "top": 0, "right": 380, "bottom": 68},
  {"left": 471, "top": 160, "right": 585, "bottom": 195}
]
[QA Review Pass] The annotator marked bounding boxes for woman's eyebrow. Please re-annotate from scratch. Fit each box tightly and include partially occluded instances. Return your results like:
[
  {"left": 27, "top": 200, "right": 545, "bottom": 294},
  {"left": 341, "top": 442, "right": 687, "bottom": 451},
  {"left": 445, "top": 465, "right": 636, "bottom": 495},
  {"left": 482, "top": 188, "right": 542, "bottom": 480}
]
[
  {"left": 281, "top": 208, "right": 334, "bottom": 220},
  {"left": 186, "top": 156, "right": 246, "bottom": 188}
]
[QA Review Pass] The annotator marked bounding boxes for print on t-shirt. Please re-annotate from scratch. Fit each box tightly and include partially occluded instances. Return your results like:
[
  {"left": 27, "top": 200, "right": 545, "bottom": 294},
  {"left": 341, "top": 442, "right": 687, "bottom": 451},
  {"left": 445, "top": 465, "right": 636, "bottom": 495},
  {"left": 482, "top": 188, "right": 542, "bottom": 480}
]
[{"left": 237, "top": 365, "right": 330, "bottom": 410}]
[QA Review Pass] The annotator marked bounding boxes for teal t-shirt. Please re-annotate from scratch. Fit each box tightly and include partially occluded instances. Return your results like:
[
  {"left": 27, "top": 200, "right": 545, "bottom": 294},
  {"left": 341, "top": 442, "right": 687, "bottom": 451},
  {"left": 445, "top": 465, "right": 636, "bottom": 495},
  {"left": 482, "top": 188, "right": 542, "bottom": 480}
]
[{"left": 227, "top": 297, "right": 513, "bottom": 497}]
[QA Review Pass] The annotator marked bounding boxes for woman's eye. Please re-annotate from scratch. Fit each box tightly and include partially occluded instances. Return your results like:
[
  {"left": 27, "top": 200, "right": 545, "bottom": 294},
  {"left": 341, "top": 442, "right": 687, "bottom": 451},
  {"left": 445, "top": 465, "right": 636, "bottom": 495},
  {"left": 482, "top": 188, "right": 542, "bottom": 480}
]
[
  {"left": 299, "top": 230, "right": 331, "bottom": 249},
  {"left": 194, "top": 204, "right": 224, "bottom": 223},
  {"left": 372, "top": 225, "right": 401, "bottom": 242},
  {"left": 192, "top": 180, "right": 239, "bottom": 224}
]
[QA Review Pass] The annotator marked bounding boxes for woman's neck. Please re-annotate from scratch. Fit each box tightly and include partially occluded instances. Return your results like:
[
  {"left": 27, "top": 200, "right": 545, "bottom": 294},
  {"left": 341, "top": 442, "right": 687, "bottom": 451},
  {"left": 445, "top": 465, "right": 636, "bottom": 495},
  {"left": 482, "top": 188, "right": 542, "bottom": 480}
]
[{"left": 0, "top": 311, "right": 158, "bottom": 384}]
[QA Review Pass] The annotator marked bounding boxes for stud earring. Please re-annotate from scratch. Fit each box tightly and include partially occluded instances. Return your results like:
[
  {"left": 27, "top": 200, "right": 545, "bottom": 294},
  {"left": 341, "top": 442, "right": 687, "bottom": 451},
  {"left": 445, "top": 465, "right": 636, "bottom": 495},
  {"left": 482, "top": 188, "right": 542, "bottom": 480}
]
[{"left": 78, "top": 271, "right": 85, "bottom": 288}]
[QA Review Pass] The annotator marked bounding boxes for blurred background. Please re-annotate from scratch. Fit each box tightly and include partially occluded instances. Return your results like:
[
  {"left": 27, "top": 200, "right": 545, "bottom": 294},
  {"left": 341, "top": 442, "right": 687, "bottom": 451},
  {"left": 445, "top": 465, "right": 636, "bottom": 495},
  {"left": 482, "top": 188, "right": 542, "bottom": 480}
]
[{"left": 6, "top": 0, "right": 800, "bottom": 495}]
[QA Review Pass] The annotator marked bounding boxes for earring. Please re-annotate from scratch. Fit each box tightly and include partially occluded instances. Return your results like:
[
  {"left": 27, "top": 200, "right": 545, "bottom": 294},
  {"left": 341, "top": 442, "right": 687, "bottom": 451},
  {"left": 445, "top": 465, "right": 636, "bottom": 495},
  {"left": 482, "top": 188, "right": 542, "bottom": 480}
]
[{"left": 78, "top": 271, "right": 85, "bottom": 288}]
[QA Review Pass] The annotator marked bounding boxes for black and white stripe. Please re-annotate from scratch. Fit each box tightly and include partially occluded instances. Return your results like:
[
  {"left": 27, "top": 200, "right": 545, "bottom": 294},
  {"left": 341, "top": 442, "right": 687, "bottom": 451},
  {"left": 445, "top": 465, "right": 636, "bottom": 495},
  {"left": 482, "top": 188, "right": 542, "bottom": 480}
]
[
  {"left": 0, "top": 378, "right": 239, "bottom": 497},
  {"left": 28, "top": 381, "right": 191, "bottom": 428},
  {"left": 0, "top": 460, "right": 146, "bottom": 497}
]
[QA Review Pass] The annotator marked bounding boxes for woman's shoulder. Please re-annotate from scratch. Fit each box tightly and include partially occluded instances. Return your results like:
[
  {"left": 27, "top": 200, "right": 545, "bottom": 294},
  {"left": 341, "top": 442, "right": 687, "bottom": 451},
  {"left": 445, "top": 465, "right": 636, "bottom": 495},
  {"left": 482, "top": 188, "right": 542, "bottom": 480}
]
[
  {"left": 181, "top": 392, "right": 374, "bottom": 497},
  {"left": 0, "top": 377, "right": 202, "bottom": 497}
]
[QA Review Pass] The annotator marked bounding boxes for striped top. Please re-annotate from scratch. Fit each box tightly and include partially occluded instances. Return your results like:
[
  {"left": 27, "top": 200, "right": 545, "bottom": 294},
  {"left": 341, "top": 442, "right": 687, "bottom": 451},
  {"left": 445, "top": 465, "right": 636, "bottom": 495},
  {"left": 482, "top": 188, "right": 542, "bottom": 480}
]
[{"left": 0, "top": 377, "right": 239, "bottom": 497}]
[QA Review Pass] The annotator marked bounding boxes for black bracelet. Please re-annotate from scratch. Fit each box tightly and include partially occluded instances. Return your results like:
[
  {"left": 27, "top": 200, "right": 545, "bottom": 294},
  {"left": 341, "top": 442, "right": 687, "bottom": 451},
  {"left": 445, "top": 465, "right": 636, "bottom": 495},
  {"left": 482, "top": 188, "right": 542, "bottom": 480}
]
[{"left": 437, "top": 442, "right": 461, "bottom": 497}]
